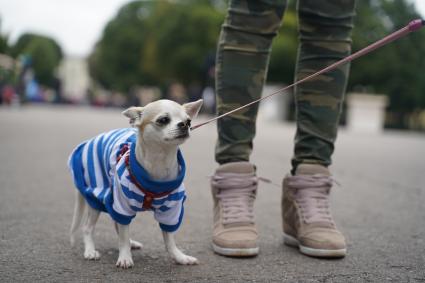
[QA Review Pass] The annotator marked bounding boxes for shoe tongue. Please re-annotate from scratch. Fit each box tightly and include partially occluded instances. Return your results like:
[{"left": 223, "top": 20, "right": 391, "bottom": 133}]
[
  {"left": 216, "top": 162, "right": 255, "bottom": 174},
  {"left": 296, "top": 164, "right": 330, "bottom": 176}
]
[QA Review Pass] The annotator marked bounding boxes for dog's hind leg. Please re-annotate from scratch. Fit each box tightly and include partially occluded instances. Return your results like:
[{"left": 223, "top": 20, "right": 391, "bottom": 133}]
[
  {"left": 162, "top": 231, "right": 199, "bottom": 265},
  {"left": 114, "top": 222, "right": 143, "bottom": 250},
  {"left": 83, "top": 206, "right": 101, "bottom": 260},
  {"left": 70, "top": 191, "right": 86, "bottom": 247}
]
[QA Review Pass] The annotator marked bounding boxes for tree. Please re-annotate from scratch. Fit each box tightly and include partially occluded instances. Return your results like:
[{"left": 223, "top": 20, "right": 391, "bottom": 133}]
[
  {"left": 267, "top": 0, "right": 425, "bottom": 127},
  {"left": 268, "top": 2, "right": 298, "bottom": 84},
  {"left": 89, "top": 1, "right": 150, "bottom": 91},
  {"left": 347, "top": 0, "right": 425, "bottom": 127},
  {"left": 90, "top": 0, "right": 425, "bottom": 129},
  {"left": 12, "top": 33, "right": 63, "bottom": 87},
  {"left": 0, "top": 19, "right": 9, "bottom": 54},
  {"left": 89, "top": 0, "right": 224, "bottom": 92},
  {"left": 141, "top": 1, "right": 223, "bottom": 85}
]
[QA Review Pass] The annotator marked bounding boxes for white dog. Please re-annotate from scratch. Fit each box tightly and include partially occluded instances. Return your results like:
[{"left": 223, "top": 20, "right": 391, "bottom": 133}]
[{"left": 68, "top": 99, "right": 203, "bottom": 268}]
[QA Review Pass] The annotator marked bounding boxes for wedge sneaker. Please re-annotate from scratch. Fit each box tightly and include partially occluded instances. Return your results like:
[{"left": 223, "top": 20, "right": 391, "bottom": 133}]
[
  {"left": 282, "top": 164, "right": 346, "bottom": 258},
  {"left": 211, "top": 162, "right": 259, "bottom": 257}
]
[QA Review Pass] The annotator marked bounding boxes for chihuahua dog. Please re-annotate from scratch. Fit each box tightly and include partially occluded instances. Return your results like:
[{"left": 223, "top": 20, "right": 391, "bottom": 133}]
[{"left": 68, "top": 99, "right": 203, "bottom": 268}]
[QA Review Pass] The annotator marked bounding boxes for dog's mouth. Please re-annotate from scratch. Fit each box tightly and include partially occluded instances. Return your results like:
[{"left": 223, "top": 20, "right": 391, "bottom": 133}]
[{"left": 174, "top": 132, "right": 189, "bottom": 139}]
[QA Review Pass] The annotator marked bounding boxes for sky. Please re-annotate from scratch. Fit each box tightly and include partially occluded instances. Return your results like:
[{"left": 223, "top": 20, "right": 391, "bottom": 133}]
[{"left": 1, "top": 0, "right": 425, "bottom": 58}]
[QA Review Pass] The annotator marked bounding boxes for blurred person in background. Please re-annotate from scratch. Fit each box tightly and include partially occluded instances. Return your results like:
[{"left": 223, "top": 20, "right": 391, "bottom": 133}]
[
  {"left": 167, "top": 82, "right": 188, "bottom": 104},
  {"left": 210, "top": 0, "right": 356, "bottom": 258}
]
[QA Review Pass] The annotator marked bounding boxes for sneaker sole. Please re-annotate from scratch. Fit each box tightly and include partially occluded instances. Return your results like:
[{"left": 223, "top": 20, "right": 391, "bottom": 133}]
[
  {"left": 283, "top": 232, "right": 346, "bottom": 258},
  {"left": 212, "top": 243, "right": 259, "bottom": 257}
]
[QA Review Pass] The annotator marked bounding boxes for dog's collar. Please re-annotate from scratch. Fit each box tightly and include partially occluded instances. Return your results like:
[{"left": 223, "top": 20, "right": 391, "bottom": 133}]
[{"left": 127, "top": 142, "right": 186, "bottom": 194}]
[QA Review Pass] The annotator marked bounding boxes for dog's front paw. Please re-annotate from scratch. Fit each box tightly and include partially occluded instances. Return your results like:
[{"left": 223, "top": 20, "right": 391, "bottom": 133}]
[
  {"left": 84, "top": 249, "right": 100, "bottom": 260},
  {"left": 174, "top": 254, "right": 199, "bottom": 265},
  {"left": 116, "top": 254, "right": 134, "bottom": 269}
]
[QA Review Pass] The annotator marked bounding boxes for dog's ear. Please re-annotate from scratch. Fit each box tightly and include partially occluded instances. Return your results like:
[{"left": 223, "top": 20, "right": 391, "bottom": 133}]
[
  {"left": 122, "top": 106, "right": 144, "bottom": 126},
  {"left": 183, "top": 99, "right": 203, "bottom": 119}
]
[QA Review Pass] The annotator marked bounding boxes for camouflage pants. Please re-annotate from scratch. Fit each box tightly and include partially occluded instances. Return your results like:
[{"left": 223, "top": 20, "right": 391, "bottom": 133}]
[{"left": 215, "top": 0, "right": 356, "bottom": 172}]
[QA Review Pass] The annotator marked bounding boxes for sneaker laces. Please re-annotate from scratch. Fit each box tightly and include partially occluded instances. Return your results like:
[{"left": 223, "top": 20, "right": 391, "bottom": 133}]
[
  {"left": 212, "top": 172, "right": 268, "bottom": 225},
  {"left": 287, "top": 174, "right": 337, "bottom": 225}
]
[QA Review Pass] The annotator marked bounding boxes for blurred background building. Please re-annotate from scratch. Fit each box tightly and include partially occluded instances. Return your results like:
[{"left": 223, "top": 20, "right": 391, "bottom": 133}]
[{"left": 58, "top": 56, "right": 90, "bottom": 103}]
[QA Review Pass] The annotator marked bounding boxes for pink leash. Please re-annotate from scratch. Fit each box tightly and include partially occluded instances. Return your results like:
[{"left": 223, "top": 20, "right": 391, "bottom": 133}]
[{"left": 191, "top": 19, "right": 425, "bottom": 131}]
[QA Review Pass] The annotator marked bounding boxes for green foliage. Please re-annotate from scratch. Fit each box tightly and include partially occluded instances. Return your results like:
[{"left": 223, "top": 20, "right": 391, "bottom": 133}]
[
  {"left": 348, "top": 0, "right": 425, "bottom": 111},
  {"left": 12, "top": 33, "right": 63, "bottom": 86},
  {"left": 89, "top": 1, "right": 147, "bottom": 91},
  {"left": 0, "top": 38, "right": 9, "bottom": 55},
  {"left": 269, "top": 3, "right": 298, "bottom": 84},
  {"left": 0, "top": 37, "right": 8, "bottom": 54},
  {"left": 90, "top": 0, "right": 223, "bottom": 91},
  {"left": 268, "top": 0, "right": 425, "bottom": 114},
  {"left": 91, "top": 0, "right": 425, "bottom": 117},
  {"left": 145, "top": 2, "right": 223, "bottom": 84},
  {"left": 268, "top": 0, "right": 425, "bottom": 117},
  {"left": 0, "top": 18, "right": 10, "bottom": 54}
]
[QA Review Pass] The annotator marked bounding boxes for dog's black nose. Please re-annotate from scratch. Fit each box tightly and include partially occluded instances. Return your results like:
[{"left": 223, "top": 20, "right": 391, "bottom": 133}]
[
  {"left": 178, "top": 119, "right": 192, "bottom": 129},
  {"left": 177, "top": 122, "right": 187, "bottom": 129}
]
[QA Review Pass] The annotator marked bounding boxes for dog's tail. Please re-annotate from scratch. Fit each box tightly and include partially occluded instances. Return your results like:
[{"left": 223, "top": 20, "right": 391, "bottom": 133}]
[{"left": 70, "top": 190, "right": 86, "bottom": 247}]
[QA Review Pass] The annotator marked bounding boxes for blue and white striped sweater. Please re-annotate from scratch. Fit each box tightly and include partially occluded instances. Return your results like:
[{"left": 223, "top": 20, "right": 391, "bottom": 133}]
[{"left": 68, "top": 128, "right": 186, "bottom": 232}]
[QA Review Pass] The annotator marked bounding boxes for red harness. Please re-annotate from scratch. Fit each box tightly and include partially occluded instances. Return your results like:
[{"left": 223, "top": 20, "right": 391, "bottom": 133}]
[{"left": 117, "top": 144, "right": 174, "bottom": 209}]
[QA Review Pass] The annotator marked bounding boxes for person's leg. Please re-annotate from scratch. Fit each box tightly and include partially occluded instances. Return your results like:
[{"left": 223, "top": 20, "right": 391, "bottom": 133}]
[
  {"left": 292, "top": 0, "right": 356, "bottom": 171},
  {"left": 212, "top": 0, "right": 286, "bottom": 257},
  {"left": 282, "top": 0, "right": 356, "bottom": 258},
  {"left": 215, "top": 0, "right": 287, "bottom": 164}
]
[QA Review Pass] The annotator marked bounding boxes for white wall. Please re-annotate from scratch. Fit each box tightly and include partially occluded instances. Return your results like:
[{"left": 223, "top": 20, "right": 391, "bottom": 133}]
[
  {"left": 347, "top": 93, "right": 388, "bottom": 133},
  {"left": 58, "top": 57, "right": 90, "bottom": 102}
]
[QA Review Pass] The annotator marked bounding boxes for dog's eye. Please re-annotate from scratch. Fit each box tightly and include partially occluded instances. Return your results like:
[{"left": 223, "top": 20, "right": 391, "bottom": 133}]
[
  {"left": 156, "top": 116, "right": 170, "bottom": 125},
  {"left": 186, "top": 119, "right": 191, "bottom": 127}
]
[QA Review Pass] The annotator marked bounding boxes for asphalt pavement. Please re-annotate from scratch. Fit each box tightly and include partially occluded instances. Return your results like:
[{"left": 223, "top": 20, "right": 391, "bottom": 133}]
[{"left": 0, "top": 105, "right": 424, "bottom": 282}]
